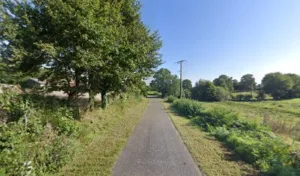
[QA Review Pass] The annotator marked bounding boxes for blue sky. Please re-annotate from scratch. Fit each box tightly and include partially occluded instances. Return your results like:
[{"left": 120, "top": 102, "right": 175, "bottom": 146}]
[{"left": 140, "top": 0, "right": 300, "bottom": 84}]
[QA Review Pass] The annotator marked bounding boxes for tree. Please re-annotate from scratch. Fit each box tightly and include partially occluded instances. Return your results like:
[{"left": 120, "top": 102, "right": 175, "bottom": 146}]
[
  {"left": 239, "top": 74, "right": 256, "bottom": 91},
  {"left": 182, "top": 79, "right": 192, "bottom": 90},
  {"left": 213, "top": 75, "right": 234, "bottom": 92},
  {"left": 150, "top": 68, "right": 173, "bottom": 97},
  {"left": 233, "top": 79, "right": 240, "bottom": 91},
  {"left": 262, "top": 72, "right": 293, "bottom": 100},
  {"left": 1, "top": 0, "right": 162, "bottom": 110}
]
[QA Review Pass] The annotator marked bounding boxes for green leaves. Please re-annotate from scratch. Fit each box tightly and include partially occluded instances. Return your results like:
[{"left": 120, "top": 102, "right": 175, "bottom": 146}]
[{"left": 1, "top": 0, "right": 162, "bottom": 108}]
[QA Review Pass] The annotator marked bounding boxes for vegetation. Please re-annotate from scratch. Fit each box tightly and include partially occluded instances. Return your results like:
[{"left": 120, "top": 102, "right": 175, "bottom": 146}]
[
  {"left": 262, "top": 73, "right": 300, "bottom": 100},
  {"left": 163, "top": 103, "right": 256, "bottom": 176},
  {"left": 0, "top": 0, "right": 161, "bottom": 174},
  {"left": 60, "top": 98, "right": 148, "bottom": 175},
  {"left": 0, "top": 89, "right": 147, "bottom": 175},
  {"left": 213, "top": 75, "right": 234, "bottom": 92},
  {"left": 191, "top": 80, "right": 231, "bottom": 102},
  {"left": 0, "top": 0, "right": 161, "bottom": 110},
  {"left": 150, "top": 68, "right": 180, "bottom": 97},
  {"left": 169, "top": 98, "right": 300, "bottom": 175}
]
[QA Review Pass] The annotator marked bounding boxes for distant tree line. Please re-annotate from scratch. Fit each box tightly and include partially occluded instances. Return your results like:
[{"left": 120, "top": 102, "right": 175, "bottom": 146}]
[
  {"left": 150, "top": 68, "right": 300, "bottom": 101},
  {"left": 0, "top": 0, "right": 162, "bottom": 109}
]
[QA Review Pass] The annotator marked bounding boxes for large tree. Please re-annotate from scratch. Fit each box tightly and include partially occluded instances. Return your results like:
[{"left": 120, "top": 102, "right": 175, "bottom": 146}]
[
  {"left": 0, "top": 0, "right": 162, "bottom": 109},
  {"left": 239, "top": 74, "right": 256, "bottom": 91},
  {"left": 182, "top": 79, "right": 192, "bottom": 90},
  {"left": 213, "top": 75, "right": 234, "bottom": 92},
  {"left": 150, "top": 68, "right": 173, "bottom": 97},
  {"left": 262, "top": 72, "right": 293, "bottom": 99}
]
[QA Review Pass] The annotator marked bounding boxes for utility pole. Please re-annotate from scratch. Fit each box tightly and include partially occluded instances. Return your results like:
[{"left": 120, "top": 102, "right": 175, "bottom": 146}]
[{"left": 176, "top": 60, "right": 187, "bottom": 99}]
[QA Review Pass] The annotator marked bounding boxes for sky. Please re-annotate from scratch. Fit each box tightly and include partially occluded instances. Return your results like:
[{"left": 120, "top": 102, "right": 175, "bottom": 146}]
[{"left": 140, "top": 0, "right": 300, "bottom": 84}]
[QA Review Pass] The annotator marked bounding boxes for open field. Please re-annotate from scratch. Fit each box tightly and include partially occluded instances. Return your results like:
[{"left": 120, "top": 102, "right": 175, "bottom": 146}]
[
  {"left": 201, "top": 99, "right": 300, "bottom": 148},
  {"left": 167, "top": 98, "right": 300, "bottom": 175},
  {"left": 163, "top": 103, "right": 256, "bottom": 176}
]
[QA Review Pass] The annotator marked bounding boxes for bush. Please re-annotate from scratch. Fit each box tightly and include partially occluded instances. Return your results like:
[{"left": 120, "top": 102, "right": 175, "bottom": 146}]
[
  {"left": 0, "top": 91, "right": 78, "bottom": 175},
  {"left": 166, "top": 96, "right": 177, "bottom": 103},
  {"left": 215, "top": 87, "right": 231, "bottom": 101},
  {"left": 172, "top": 99, "right": 204, "bottom": 118}
]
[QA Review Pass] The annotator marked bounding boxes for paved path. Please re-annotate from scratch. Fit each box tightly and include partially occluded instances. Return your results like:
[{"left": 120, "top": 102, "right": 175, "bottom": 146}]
[{"left": 113, "top": 98, "right": 203, "bottom": 176}]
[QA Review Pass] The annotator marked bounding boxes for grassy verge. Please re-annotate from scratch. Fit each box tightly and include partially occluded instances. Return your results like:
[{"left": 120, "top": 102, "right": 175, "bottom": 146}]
[
  {"left": 59, "top": 98, "right": 148, "bottom": 176},
  {"left": 163, "top": 102, "right": 256, "bottom": 176}
]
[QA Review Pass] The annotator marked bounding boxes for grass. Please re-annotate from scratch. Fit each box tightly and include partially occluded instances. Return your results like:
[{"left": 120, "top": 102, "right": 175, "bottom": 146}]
[
  {"left": 163, "top": 102, "right": 256, "bottom": 176},
  {"left": 58, "top": 98, "right": 148, "bottom": 176},
  {"left": 201, "top": 99, "right": 300, "bottom": 149}
]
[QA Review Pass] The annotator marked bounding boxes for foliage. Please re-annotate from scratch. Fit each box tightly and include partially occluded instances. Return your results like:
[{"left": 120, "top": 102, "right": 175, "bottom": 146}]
[
  {"left": 239, "top": 74, "right": 256, "bottom": 91},
  {"left": 191, "top": 80, "right": 230, "bottom": 102},
  {"left": 171, "top": 99, "right": 204, "bottom": 118},
  {"left": 213, "top": 75, "right": 234, "bottom": 92},
  {"left": 262, "top": 72, "right": 296, "bottom": 100},
  {"left": 257, "top": 90, "right": 266, "bottom": 101},
  {"left": 170, "top": 98, "right": 300, "bottom": 175},
  {"left": 0, "top": 91, "right": 78, "bottom": 175},
  {"left": 0, "top": 0, "right": 162, "bottom": 109},
  {"left": 215, "top": 86, "right": 231, "bottom": 101},
  {"left": 182, "top": 79, "right": 192, "bottom": 90},
  {"left": 166, "top": 95, "right": 177, "bottom": 103},
  {"left": 150, "top": 68, "right": 179, "bottom": 97},
  {"left": 183, "top": 89, "right": 192, "bottom": 98}
]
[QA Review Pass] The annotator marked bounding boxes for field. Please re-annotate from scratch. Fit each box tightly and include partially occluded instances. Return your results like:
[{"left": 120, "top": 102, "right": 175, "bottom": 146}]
[
  {"left": 202, "top": 99, "right": 300, "bottom": 147},
  {"left": 167, "top": 97, "right": 300, "bottom": 175}
]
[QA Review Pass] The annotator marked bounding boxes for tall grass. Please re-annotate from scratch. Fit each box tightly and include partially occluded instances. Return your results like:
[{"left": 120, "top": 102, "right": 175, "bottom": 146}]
[{"left": 171, "top": 99, "right": 300, "bottom": 175}]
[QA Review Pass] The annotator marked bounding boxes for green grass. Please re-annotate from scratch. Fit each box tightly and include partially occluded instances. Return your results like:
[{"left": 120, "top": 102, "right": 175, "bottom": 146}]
[
  {"left": 163, "top": 103, "right": 257, "bottom": 176},
  {"left": 201, "top": 99, "right": 300, "bottom": 149},
  {"left": 58, "top": 98, "right": 148, "bottom": 176}
]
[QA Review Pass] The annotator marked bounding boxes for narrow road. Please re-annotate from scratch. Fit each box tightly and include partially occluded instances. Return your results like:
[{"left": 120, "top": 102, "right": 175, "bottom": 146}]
[{"left": 113, "top": 98, "right": 203, "bottom": 176}]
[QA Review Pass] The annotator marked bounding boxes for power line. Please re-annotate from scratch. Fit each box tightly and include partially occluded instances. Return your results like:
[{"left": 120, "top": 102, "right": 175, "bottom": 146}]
[{"left": 176, "top": 60, "right": 187, "bottom": 99}]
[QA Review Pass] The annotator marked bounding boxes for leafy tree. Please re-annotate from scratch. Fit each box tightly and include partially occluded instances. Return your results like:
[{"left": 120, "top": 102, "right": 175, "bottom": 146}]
[
  {"left": 213, "top": 75, "right": 234, "bottom": 92},
  {"left": 262, "top": 72, "right": 293, "bottom": 99},
  {"left": 215, "top": 86, "right": 231, "bottom": 101},
  {"left": 182, "top": 79, "right": 192, "bottom": 90},
  {"left": 192, "top": 80, "right": 217, "bottom": 101},
  {"left": 1, "top": 0, "right": 162, "bottom": 110},
  {"left": 150, "top": 68, "right": 173, "bottom": 97},
  {"left": 233, "top": 79, "right": 240, "bottom": 91},
  {"left": 239, "top": 74, "right": 256, "bottom": 91},
  {"left": 183, "top": 89, "right": 192, "bottom": 98},
  {"left": 169, "top": 75, "right": 180, "bottom": 97}
]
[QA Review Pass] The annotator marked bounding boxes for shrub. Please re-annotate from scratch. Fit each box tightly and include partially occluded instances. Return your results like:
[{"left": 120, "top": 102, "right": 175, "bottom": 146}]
[
  {"left": 0, "top": 91, "right": 77, "bottom": 175},
  {"left": 215, "top": 86, "right": 231, "bottom": 101},
  {"left": 166, "top": 96, "right": 177, "bottom": 103},
  {"left": 172, "top": 99, "right": 204, "bottom": 118}
]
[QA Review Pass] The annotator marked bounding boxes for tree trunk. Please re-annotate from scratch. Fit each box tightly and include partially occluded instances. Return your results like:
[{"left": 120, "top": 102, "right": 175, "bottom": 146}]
[
  {"left": 88, "top": 90, "right": 95, "bottom": 111},
  {"left": 101, "top": 90, "right": 107, "bottom": 109}
]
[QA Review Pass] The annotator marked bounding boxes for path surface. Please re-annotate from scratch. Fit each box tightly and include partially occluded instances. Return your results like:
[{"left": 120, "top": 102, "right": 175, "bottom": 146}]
[{"left": 113, "top": 98, "right": 203, "bottom": 176}]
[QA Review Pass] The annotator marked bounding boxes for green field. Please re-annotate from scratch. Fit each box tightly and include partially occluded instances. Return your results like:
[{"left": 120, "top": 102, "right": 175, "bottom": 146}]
[
  {"left": 167, "top": 97, "right": 300, "bottom": 175},
  {"left": 201, "top": 99, "right": 300, "bottom": 147}
]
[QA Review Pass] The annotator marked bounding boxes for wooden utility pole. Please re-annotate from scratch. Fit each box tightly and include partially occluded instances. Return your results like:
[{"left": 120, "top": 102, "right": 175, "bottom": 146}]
[{"left": 176, "top": 60, "right": 187, "bottom": 99}]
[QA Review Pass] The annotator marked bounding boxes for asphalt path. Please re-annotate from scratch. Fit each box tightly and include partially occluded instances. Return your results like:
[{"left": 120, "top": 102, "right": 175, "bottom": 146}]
[{"left": 113, "top": 98, "right": 203, "bottom": 176}]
